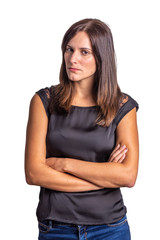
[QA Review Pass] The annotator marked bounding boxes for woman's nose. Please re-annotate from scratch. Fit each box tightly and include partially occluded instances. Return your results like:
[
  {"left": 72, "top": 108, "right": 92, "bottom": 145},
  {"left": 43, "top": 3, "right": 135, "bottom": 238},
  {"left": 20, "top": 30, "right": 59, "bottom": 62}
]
[{"left": 70, "top": 51, "right": 79, "bottom": 64}]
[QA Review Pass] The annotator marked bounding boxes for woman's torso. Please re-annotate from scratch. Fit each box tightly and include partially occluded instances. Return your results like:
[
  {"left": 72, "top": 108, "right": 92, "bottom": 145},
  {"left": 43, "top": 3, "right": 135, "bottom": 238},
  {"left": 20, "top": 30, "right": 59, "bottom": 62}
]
[{"left": 36, "top": 86, "right": 138, "bottom": 225}]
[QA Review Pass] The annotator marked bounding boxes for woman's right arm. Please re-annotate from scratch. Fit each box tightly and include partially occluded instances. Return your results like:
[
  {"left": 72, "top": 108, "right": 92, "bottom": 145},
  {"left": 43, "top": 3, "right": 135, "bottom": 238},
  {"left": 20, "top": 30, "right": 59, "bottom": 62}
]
[{"left": 24, "top": 93, "right": 103, "bottom": 192}]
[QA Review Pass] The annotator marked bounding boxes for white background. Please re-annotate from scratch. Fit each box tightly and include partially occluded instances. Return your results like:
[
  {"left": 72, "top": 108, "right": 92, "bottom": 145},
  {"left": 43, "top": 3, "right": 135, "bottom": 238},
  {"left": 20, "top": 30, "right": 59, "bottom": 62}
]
[{"left": 0, "top": 0, "right": 159, "bottom": 239}]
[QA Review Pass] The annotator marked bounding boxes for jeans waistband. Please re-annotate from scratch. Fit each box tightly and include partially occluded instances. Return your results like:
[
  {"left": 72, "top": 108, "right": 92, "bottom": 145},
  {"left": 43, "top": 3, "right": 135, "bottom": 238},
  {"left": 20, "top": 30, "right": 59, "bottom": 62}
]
[{"left": 40, "top": 215, "right": 127, "bottom": 228}]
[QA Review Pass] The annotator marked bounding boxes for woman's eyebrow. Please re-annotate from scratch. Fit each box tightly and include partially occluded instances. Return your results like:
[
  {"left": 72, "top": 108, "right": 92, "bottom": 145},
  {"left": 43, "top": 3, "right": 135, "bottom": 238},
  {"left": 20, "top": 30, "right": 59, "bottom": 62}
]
[
  {"left": 79, "top": 47, "right": 92, "bottom": 51},
  {"left": 66, "top": 44, "right": 92, "bottom": 51}
]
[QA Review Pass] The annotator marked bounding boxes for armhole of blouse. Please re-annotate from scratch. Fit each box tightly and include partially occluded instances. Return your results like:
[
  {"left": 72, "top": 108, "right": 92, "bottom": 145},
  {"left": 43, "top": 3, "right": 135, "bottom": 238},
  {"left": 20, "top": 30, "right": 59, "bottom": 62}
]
[
  {"left": 35, "top": 87, "right": 51, "bottom": 118},
  {"left": 114, "top": 93, "right": 139, "bottom": 126}
]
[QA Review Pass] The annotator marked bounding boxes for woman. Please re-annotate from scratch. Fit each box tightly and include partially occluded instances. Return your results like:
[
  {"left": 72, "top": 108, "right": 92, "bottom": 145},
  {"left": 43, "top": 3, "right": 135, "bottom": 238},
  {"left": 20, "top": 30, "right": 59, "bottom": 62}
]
[{"left": 25, "top": 18, "right": 139, "bottom": 240}]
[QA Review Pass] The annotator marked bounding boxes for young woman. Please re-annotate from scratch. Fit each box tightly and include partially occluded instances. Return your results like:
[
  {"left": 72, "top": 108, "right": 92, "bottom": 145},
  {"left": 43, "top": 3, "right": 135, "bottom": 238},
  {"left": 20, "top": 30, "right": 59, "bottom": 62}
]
[{"left": 25, "top": 18, "right": 139, "bottom": 240}]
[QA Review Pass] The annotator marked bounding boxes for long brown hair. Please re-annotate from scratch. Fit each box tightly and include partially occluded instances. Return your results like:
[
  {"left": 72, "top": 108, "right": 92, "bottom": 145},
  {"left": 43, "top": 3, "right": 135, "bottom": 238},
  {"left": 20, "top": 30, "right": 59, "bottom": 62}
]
[{"left": 49, "top": 18, "right": 123, "bottom": 127}]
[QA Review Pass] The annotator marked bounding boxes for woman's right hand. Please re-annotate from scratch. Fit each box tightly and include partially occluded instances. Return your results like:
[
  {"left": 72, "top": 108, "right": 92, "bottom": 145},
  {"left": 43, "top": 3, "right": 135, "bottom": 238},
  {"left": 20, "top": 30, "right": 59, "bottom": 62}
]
[{"left": 108, "top": 144, "right": 128, "bottom": 163}]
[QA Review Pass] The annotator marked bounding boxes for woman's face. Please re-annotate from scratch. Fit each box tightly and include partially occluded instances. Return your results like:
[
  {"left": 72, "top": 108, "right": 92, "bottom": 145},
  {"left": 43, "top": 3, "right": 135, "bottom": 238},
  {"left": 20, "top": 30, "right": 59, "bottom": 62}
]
[{"left": 64, "top": 31, "right": 96, "bottom": 83}]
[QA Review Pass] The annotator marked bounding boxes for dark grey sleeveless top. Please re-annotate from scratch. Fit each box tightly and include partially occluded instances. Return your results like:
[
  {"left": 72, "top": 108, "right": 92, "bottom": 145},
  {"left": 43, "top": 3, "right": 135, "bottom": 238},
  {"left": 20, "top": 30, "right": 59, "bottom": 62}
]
[{"left": 36, "top": 86, "right": 139, "bottom": 225}]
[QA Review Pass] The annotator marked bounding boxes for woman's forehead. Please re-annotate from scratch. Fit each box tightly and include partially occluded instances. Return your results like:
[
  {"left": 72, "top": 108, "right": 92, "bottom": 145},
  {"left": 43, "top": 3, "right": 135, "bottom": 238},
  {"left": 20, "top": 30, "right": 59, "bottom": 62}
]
[{"left": 67, "top": 32, "right": 92, "bottom": 49}]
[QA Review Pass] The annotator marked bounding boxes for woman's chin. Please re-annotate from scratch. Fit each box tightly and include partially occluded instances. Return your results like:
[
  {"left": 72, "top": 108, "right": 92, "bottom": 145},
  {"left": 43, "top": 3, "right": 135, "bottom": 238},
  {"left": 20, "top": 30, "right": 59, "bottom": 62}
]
[{"left": 69, "top": 77, "right": 81, "bottom": 82}]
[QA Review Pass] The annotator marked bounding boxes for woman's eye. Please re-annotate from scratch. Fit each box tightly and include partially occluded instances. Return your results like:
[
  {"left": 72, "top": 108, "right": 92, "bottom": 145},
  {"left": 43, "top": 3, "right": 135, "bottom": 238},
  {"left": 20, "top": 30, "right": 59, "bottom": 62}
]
[
  {"left": 66, "top": 47, "right": 73, "bottom": 52},
  {"left": 82, "top": 50, "right": 89, "bottom": 55}
]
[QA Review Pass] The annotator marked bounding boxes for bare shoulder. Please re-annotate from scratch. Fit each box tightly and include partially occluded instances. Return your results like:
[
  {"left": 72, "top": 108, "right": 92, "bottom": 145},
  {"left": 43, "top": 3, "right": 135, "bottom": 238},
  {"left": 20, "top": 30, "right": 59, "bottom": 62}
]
[
  {"left": 118, "top": 106, "right": 137, "bottom": 127},
  {"left": 30, "top": 93, "right": 45, "bottom": 110},
  {"left": 29, "top": 93, "right": 48, "bottom": 121},
  {"left": 116, "top": 107, "right": 138, "bottom": 144}
]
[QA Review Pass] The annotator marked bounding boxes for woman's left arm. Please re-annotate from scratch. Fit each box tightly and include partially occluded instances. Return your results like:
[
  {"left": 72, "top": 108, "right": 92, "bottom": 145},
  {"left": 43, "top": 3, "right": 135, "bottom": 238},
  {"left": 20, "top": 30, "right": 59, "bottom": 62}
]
[{"left": 47, "top": 107, "right": 139, "bottom": 188}]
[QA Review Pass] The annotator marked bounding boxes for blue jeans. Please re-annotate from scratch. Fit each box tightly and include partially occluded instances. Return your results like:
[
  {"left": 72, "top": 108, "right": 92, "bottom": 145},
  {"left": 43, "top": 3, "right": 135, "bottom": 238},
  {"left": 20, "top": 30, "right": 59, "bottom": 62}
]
[{"left": 38, "top": 215, "right": 131, "bottom": 240}]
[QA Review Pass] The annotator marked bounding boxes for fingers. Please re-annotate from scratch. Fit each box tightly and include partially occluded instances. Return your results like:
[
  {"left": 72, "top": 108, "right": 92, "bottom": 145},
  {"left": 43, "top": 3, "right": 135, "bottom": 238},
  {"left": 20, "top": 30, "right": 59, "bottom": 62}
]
[
  {"left": 110, "top": 144, "right": 121, "bottom": 155},
  {"left": 46, "top": 157, "right": 57, "bottom": 167},
  {"left": 117, "top": 153, "right": 126, "bottom": 163},
  {"left": 109, "top": 144, "right": 128, "bottom": 163}
]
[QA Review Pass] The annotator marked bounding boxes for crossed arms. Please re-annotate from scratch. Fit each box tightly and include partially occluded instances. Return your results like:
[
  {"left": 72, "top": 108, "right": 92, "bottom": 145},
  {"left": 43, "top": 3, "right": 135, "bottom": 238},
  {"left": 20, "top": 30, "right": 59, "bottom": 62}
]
[{"left": 25, "top": 94, "right": 139, "bottom": 192}]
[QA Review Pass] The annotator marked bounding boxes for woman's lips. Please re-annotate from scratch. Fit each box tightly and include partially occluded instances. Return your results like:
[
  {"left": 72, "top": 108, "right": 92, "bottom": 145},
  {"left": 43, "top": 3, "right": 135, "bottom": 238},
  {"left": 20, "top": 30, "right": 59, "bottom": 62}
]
[{"left": 68, "top": 67, "right": 81, "bottom": 72}]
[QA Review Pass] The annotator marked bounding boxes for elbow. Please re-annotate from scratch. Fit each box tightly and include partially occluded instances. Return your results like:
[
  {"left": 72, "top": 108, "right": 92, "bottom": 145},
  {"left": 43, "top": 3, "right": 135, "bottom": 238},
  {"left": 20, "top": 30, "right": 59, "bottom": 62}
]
[
  {"left": 25, "top": 163, "right": 47, "bottom": 186},
  {"left": 125, "top": 172, "right": 137, "bottom": 188},
  {"left": 25, "top": 171, "right": 36, "bottom": 185},
  {"left": 25, "top": 167, "right": 41, "bottom": 186},
  {"left": 26, "top": 177, "right": 33, "bottom": 185},
  {"left": 126, "top": 179, "right": 136, "bottom": 188}
]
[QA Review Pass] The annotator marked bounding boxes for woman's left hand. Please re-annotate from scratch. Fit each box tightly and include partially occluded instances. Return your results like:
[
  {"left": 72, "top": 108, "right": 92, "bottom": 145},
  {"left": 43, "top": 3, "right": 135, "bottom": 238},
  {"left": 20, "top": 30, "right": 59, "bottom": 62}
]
[
  {"left": 108, "top": 144, "right": 128, "bottom": 163},
  {"left": 46, "top": 157, "right": 66, "bottom": 172}
]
